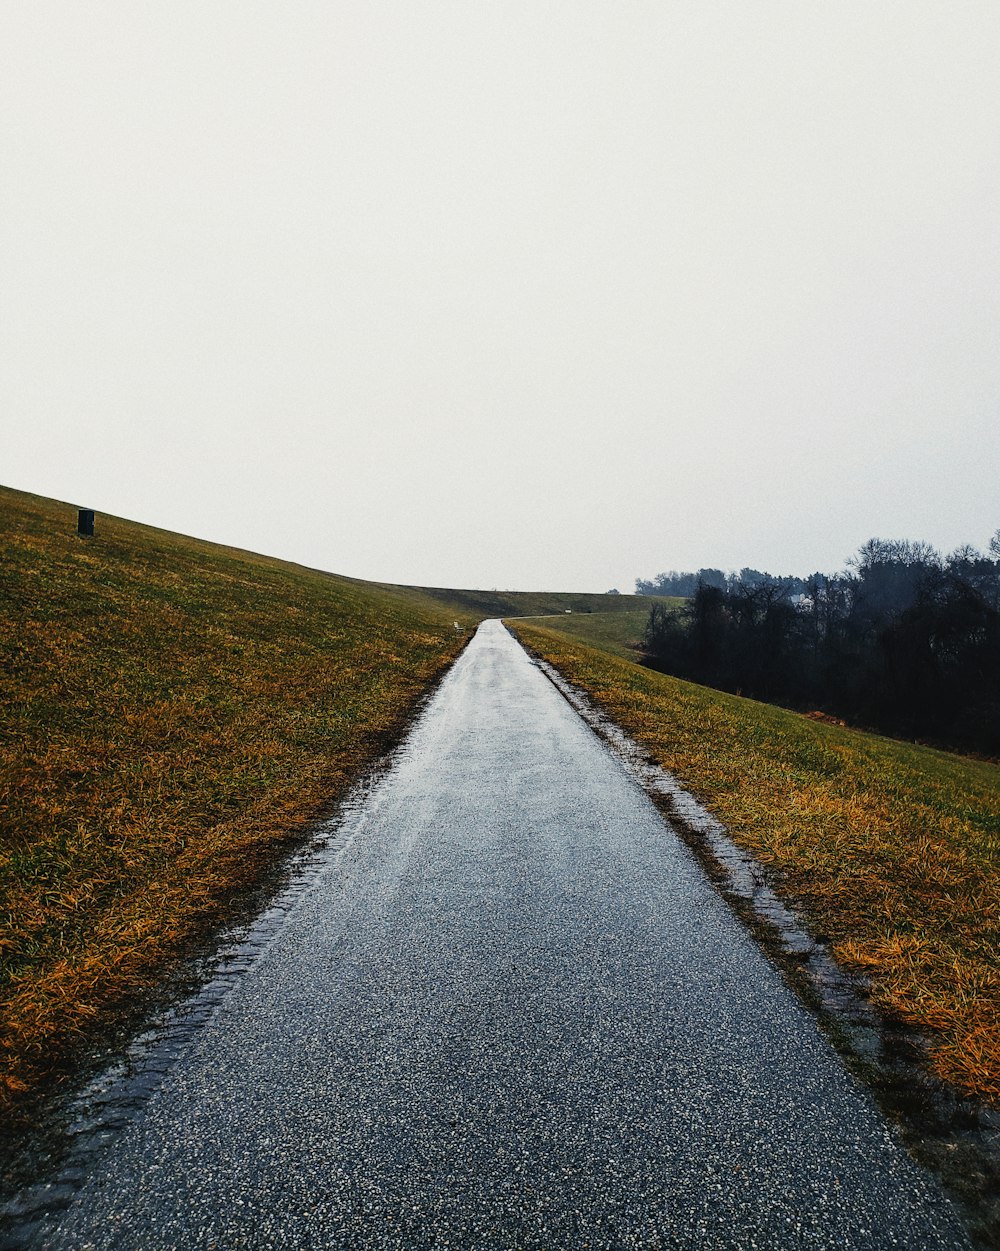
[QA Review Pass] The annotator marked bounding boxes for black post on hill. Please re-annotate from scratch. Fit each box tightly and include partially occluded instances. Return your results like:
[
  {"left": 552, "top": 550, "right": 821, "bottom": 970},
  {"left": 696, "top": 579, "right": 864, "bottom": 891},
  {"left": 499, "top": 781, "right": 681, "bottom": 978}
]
[{"left": 77, "top": 509, "right": 95, "bottom": 537}]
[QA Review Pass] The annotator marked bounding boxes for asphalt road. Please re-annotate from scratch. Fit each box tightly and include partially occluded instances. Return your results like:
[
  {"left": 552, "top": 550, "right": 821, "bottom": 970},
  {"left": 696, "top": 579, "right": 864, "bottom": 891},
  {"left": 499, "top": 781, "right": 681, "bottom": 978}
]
[{"left": 33, "top": 620, "right": 970, "bottom": 1249}]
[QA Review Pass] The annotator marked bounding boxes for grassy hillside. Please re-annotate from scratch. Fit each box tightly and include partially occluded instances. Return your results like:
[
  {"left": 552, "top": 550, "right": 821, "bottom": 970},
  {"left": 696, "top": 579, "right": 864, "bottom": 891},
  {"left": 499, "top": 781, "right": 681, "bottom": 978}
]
[
  {"left": 509, "top": 620, "right": 1000, "bottom": 1106},
  {"left": 507, "top": 604, "right": 683, "bottom": 660},
  {"left": 408, "top": 586, "right": 655, "bottom": 618},
  {"left": 0, "top": 486, "right": 488, "bottom": 1122}
]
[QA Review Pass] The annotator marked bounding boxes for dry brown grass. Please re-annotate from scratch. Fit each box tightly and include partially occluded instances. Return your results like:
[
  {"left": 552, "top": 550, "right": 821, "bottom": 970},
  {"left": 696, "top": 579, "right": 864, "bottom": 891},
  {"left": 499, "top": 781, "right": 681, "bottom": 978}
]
[
  {"left": 510, "top": 620, "right": 1000, "bottom": 1105},
  {"left": 0, "top": 486, "right": 481, "bottom": 1124}
]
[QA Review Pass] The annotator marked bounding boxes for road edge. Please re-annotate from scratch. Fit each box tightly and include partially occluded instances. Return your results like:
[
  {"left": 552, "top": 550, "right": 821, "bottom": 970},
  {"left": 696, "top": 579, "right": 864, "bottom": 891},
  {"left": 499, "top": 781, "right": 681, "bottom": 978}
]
[{"left": 507, "top": 622, "right": 1000, "bottom": 1249}]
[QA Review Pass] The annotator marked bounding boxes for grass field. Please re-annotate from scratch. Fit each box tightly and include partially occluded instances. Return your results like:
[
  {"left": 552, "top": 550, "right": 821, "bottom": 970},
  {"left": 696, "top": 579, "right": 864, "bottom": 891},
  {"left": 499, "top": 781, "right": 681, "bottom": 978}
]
[
  {"left": 507, "top": 604, "right": 683, "bottom": 660},
  {"left": 0, "top": 486, "right": 493, "bottom": 1124},
  {"left": 509, "top": 619, "right": 1000, "bottom": 1105},
  {"left": 412, "top": 586, "right": 657, "bottom": 619}
]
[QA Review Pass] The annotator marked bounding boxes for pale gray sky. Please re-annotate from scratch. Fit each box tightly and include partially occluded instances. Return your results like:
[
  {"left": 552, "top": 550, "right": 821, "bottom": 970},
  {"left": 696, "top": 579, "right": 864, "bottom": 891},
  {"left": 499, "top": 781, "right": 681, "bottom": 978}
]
[{"left": 3, "top": 3, "right": 999, "bottom": 591}]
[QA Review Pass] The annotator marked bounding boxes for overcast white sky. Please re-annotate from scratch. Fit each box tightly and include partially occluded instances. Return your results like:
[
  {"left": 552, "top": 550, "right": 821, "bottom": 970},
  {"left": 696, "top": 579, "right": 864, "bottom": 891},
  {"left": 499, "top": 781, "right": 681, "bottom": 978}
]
[{"left": 3, "top": 3, "right": 999, "bottom": 591}]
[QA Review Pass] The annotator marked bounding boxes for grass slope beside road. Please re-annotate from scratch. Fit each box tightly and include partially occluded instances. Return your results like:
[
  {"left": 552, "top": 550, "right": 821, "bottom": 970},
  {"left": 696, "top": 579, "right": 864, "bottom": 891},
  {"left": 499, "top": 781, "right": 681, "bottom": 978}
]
[
  {"left": 411, "top": 586, "right": 657, "bottom": 619},
  {"left": 507, "top": 604, "right": 682, "bottom": 660},
  {"left": 0, "top": 486, "right": 484, "bottom": 1127},
  {"left": 509, "top": 619, "right": 1000, "bottom": 1105}
]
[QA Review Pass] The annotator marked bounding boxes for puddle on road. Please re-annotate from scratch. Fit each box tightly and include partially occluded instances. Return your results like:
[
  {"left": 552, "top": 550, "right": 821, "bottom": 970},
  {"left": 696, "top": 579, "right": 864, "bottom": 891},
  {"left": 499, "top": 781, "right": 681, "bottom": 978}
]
[{"left": 529, "top": 652, "right": 1000, "bottom": 1248}]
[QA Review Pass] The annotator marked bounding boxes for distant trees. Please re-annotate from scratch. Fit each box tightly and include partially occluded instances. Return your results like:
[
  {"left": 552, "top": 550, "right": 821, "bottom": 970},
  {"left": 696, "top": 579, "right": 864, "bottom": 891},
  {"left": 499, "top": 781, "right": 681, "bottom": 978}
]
[
  {"left": 641, "top": 536, "right": 1000, "bottom": 755},
  {"left": 636, "top": 567, "right": 808, "bottom": 597},
  {"left": 636, "top": 568, "right": 725, "bottom": 596}
]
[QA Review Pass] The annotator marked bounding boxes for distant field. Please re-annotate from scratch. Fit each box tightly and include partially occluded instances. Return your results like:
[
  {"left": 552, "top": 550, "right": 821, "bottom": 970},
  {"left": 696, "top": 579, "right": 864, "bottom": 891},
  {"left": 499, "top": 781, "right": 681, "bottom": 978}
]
[
  {"left": 0, "top": 486, "right": 487, "bottom": 1124},
  {"left": 405, "top": 586, "right": 655, "bottom": 619},
  {"left": 508, "top": 620, "right": 1000, "bottom": 1105},
  {"left": 512, "top": 603, "right": 684, "bottom": 660}
]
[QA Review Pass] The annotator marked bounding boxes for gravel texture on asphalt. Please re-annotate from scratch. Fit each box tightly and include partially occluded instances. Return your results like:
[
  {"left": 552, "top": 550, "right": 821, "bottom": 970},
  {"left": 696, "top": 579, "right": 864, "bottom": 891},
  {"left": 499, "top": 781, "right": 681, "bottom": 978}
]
[{"left": 31, "top": 620, "right": 971, "bottom": 1249}]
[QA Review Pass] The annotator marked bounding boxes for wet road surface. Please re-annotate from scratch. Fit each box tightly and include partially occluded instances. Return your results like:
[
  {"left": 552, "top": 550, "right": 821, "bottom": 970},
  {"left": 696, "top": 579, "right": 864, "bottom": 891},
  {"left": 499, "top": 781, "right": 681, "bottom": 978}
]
[{"left": 32, "top": 621, "right": 970, "bottom": 1249}]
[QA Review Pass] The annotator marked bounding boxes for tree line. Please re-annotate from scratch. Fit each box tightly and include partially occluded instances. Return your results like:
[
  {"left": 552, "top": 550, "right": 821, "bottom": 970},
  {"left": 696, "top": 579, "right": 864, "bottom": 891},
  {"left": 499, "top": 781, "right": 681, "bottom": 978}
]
[
  {"left": 637, "top": 567, "right": 810, "bottom": 597},
  {"left": 639, "top": 535, "right": 1000, "bottom": 755}
]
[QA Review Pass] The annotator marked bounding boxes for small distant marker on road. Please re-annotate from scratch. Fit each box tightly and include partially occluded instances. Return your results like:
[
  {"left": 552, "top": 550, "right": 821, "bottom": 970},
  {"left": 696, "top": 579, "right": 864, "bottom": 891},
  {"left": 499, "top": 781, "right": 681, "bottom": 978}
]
[{"left": 77, "top": 509, "right": 95, "bottom": 537}]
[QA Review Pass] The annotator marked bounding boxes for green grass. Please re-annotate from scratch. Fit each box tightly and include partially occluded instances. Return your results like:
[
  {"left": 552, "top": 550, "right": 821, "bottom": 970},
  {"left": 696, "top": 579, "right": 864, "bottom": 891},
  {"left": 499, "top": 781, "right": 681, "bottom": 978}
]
[
  {"left": 508, "top": 620, "right": 1000, "bottom": 1105},
  {"left": 511, "top": 603, "right": 683, "bottom": 660},
  {"left": 406, "top": 586, "right": 656, "bottom": 618},
  {"left": 0, "top": 485, "right": 489, "bottom": 1119}
]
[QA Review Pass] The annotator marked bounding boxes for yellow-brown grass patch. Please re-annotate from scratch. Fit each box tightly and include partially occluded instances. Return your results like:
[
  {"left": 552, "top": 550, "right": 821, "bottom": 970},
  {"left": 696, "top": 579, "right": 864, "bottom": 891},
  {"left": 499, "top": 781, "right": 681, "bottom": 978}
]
[{"left": 0, "top": 487, "right": 481, "bottom": 1126}]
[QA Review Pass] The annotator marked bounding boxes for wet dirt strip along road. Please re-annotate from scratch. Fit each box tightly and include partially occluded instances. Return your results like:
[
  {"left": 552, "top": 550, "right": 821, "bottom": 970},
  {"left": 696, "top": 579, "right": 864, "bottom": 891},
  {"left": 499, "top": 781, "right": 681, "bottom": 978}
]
[{"left": 24, "top": 621, "right": 971, "bottom": 1249}]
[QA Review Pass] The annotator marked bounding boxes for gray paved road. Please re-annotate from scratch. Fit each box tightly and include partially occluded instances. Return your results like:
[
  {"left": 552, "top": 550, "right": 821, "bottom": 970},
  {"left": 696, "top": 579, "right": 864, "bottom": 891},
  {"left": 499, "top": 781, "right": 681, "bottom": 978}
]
[{"left": 35, "top": 621, "right": 969, "bottom": 1249}]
